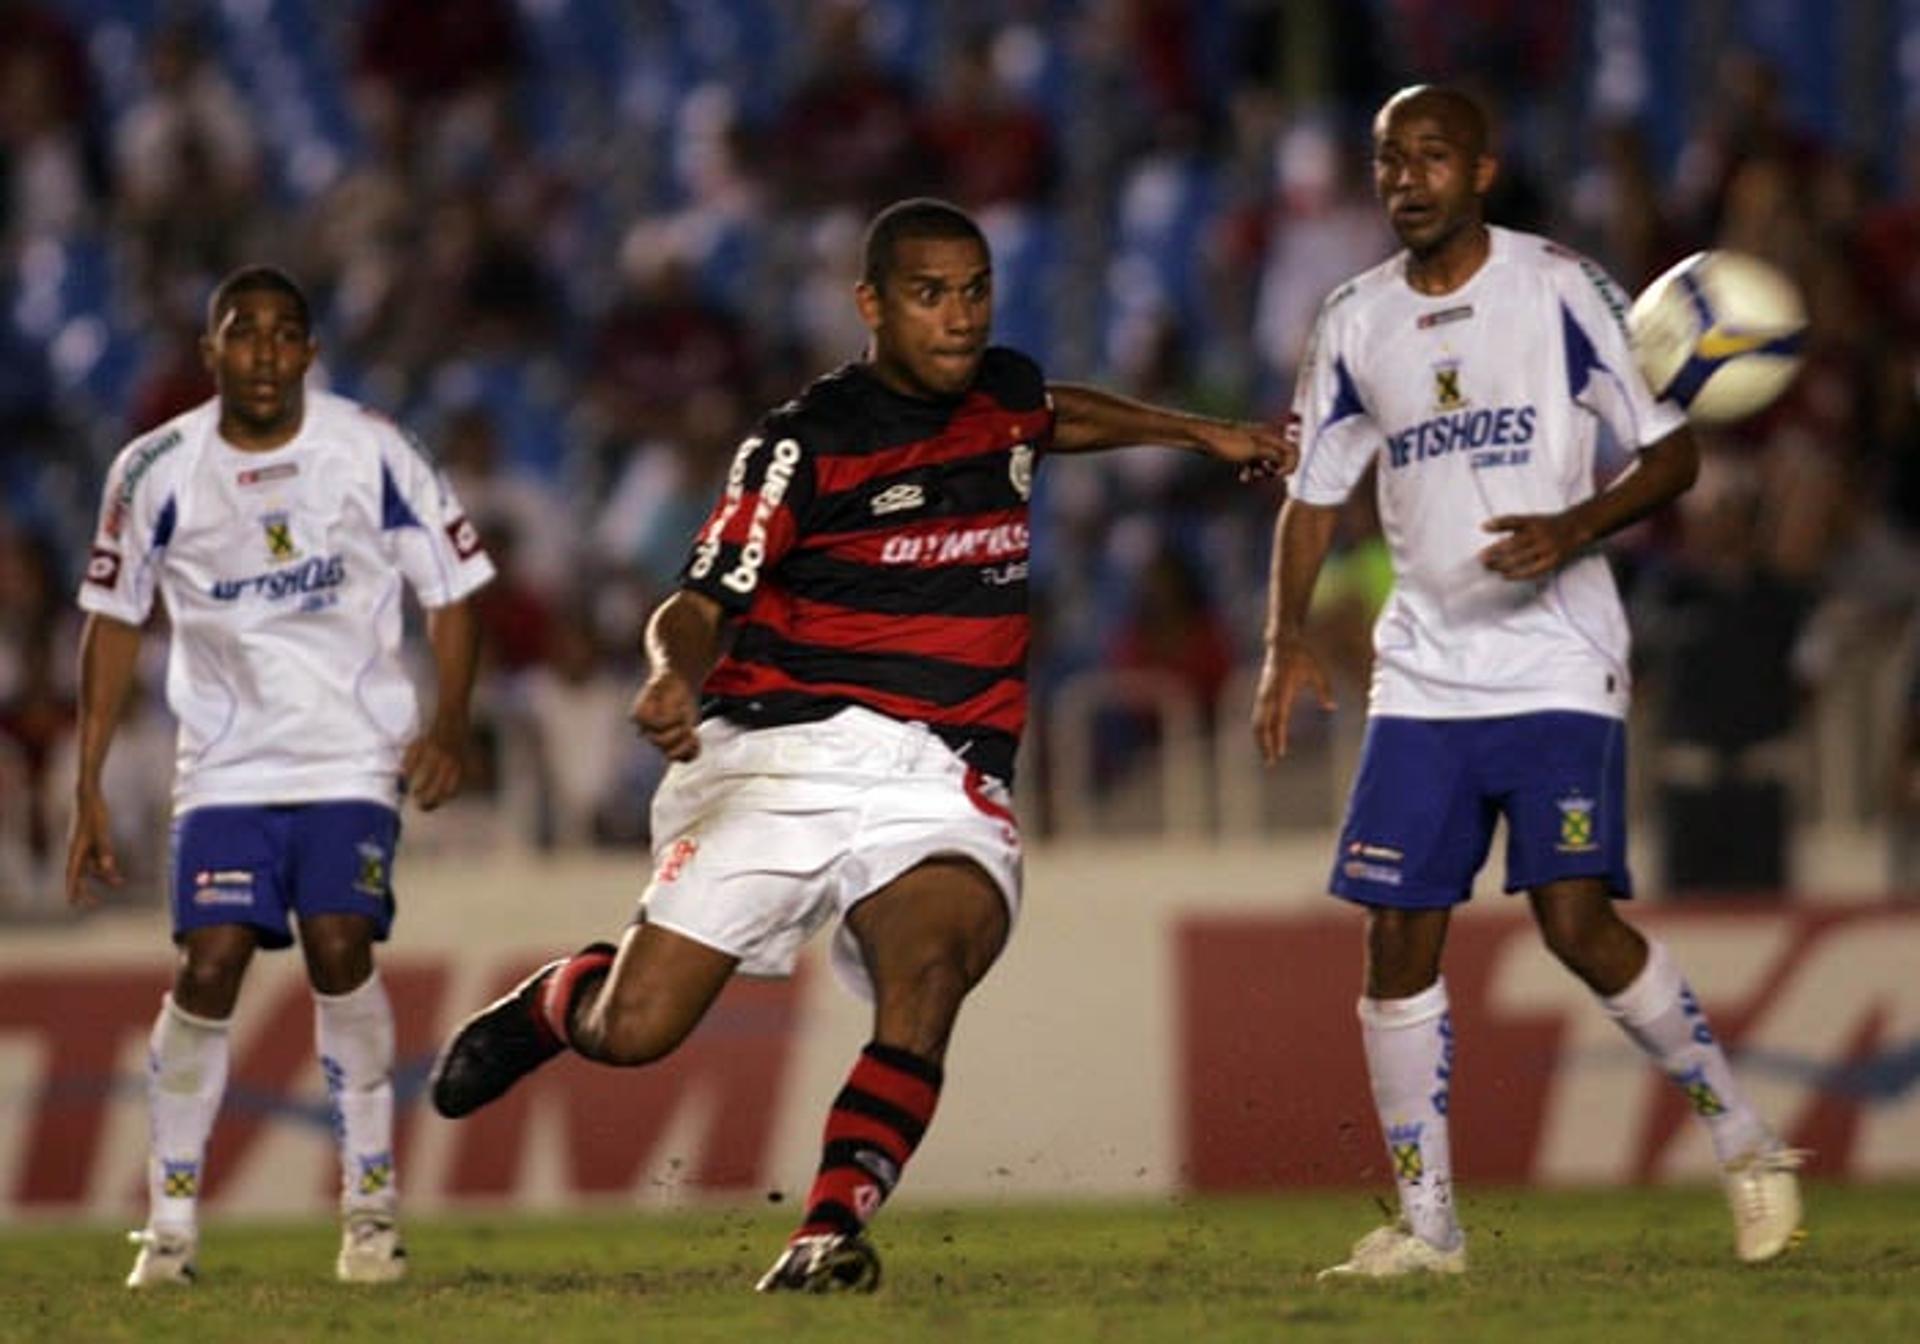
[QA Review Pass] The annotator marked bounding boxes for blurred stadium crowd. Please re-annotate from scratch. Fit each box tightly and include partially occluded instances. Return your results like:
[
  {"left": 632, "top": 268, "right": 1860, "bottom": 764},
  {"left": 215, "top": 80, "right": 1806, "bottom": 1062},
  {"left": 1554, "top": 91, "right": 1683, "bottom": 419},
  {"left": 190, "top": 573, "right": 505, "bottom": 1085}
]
[{"left": 1, "top": 0, "right": 1917, "bottom": 911}]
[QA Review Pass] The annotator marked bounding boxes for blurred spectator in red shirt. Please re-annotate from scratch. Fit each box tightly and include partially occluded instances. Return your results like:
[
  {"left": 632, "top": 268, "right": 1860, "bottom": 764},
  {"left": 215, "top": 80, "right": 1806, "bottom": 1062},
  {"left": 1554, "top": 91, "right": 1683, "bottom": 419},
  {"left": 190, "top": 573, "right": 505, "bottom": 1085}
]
[{"left": 921, "top": 31, "right": 1056, "bottom": 210}]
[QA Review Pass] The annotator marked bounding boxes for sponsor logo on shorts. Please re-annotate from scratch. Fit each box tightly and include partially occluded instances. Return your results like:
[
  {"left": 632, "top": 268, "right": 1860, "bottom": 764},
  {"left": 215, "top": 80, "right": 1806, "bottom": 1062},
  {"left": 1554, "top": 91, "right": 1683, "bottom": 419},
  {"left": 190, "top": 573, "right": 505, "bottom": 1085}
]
[
  {"left": 353, "top": 842, "right": 388, "bottom": 896},
  {"left": 193, "top": 869, "right": 255, "bottom": 906},
  {"left": 1342, "top": 839, "right": 1404, "bottom": 887},
  {"left": 85, "top": 546, "right": 121, "bottom": 587},
  {"left": 656, "top": 837, "right": 698, "bottom": 885},
  {"left": 1555, "top": 792, "right": 1598, "bottom": 853},
  {"left": 869, "top": 483, "right": 925, "bottom": 516}
]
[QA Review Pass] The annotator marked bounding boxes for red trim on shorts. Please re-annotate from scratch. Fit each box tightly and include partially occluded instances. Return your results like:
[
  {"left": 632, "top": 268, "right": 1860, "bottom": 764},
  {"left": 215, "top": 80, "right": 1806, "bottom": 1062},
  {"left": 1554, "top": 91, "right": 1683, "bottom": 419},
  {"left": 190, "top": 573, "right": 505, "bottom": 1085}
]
[{"left": 963, "top": 766, "right": 1017, "bottom": 827}]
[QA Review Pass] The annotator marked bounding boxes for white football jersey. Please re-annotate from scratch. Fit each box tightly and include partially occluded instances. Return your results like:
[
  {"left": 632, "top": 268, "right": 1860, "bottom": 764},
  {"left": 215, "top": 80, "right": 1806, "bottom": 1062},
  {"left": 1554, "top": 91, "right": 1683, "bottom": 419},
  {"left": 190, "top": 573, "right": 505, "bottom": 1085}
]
[
  {"left": 78, "top": 391, "right": 495, "bottom": 811},
  {"left": 1287, "top": 226, "right": 1686, "bottom": 720}
]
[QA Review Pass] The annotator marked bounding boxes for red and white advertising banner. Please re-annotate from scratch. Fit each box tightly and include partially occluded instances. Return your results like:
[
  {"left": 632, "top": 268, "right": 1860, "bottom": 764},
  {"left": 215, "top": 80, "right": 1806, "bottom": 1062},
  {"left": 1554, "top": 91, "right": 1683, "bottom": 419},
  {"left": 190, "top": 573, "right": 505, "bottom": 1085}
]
[
  {"left": 2, "top": 853, "right": 1914, "bottom": 1220},
  {"left": 1179, "top": 907, "right": 1920, "bottom": 1191}
]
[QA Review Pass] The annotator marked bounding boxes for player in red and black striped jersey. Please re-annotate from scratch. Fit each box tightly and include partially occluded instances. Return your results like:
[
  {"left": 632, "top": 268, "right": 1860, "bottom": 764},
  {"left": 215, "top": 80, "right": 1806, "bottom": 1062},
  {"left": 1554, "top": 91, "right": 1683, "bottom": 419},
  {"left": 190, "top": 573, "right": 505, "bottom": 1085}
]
[
  {"left": 681, "top": 342, "right": 1048, "bottom": 784},
  {"left": 429, "top": 199, "right": 1294, "bottom": 1292}
]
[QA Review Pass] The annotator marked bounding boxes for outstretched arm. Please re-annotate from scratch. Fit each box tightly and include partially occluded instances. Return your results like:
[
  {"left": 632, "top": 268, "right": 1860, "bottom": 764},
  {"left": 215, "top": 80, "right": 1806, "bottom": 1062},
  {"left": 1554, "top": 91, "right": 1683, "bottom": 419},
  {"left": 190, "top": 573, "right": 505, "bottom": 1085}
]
[
  {"left": 1480, "top": 426, "right": 1699, "bottom": 581},
  {"left": 403, "top": 597, "right": 481, "bottom": 810},
  {"left": 632, "top": 589, "right": 729, "bottom": 762},
  {"left": 1251, "top": 499, "right": 1342, "bottom": 763},
  {"left": 1047, "top": 383, "right": 1294, "bottom": 478},
  {"left": 66, "top": 614, "right": 144, "bottom": 906}
]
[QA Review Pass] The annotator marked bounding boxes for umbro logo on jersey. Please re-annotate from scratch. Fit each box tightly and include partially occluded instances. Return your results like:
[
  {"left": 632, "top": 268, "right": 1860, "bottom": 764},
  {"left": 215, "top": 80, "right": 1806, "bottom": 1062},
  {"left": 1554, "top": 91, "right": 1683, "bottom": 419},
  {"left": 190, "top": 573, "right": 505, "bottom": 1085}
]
[
  {"left": 870, "top": 483, "right": 926, "bottom": 516},
  {"left": 1417, "top": 304, "right": 1474, "bottom": 329}
]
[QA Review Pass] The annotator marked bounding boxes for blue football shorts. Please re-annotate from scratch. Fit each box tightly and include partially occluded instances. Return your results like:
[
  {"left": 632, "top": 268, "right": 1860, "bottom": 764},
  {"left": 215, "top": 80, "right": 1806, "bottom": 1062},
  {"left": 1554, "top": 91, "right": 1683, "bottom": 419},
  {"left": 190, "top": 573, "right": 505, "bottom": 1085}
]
[
  {"left": 169, "top": 801, "right": 400, "bottom": 948},
  {"left": 1329, "top": 711, "right": 1630, "bottom": 909}
]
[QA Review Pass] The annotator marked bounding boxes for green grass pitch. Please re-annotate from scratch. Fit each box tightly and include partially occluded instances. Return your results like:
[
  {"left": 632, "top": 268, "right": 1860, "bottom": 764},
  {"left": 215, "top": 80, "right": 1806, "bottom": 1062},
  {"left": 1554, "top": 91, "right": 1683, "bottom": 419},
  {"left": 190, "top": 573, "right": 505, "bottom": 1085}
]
[{"left": 4, "top": 1186, "right": 1915, "bottom": 1343}]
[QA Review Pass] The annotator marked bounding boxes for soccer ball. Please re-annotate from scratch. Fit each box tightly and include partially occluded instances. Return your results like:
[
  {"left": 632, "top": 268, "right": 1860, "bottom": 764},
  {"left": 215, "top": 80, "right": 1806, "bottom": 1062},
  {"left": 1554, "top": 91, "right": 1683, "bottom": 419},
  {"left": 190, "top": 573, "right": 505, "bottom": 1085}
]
[{"left": 1626, "top": 250, "right": 1807, "bottom": 424}]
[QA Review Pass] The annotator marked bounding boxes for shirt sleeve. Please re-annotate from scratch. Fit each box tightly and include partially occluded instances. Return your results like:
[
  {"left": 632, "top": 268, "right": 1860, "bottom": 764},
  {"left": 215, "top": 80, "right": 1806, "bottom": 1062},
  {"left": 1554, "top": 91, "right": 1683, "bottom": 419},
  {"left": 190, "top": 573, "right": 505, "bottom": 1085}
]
[
  {"left": 679, "top": 423, "right": 817, "bottom": 613},
  {"left": 379, "top": 428, "right": 496, "bottom": 608},
  {"left": 1285, "top": 297, "right": 1380, "bottom": 506},
  {"left": 76, "top": 439, "right": 176, "bottom": 625},
  {"left": 1554, "top": 254, "right": 1688, "bottom": 452}
]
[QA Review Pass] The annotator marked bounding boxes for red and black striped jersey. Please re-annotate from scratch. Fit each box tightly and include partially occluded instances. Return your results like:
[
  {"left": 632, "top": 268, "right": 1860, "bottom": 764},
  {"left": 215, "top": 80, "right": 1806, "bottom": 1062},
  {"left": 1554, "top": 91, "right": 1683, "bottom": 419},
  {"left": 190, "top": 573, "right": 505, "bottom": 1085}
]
[{"left": 679, "top": 347, "right": 1054, "bottom": 783}]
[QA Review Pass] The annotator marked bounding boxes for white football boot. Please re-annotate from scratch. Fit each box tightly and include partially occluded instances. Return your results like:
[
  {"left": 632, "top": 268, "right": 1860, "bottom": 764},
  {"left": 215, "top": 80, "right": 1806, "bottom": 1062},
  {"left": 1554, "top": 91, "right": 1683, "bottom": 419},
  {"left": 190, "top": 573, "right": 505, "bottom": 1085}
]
[
  {"left": 336, "top": 1210, "right": 408, "bottom": 1284},
  {"left": 125, "top": 1227, "right": 197, "bottom": 1288},
  {"left": 1317, "top": 1222, "right": 1467, "bottom": 1280},
  {"left": 1723, "top": 1146, "right": 1808, "bottom": 1263}
]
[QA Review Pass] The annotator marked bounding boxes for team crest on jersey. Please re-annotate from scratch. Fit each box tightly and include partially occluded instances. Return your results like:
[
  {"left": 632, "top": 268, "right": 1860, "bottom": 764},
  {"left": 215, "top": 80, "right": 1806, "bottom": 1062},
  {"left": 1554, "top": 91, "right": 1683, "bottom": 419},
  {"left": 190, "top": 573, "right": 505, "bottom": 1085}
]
[
  {"left": 353, "top": 842, "right": 388, "bottom": 896},
  {"left": 1432, "top": 360, "right": 1468, "bottom": 412},
  {"left": 1555, "top": 792, "right": 1598, "bottom": 853},
  {"left": 1008, "top": 442, "right": 1034, "bottom": 500},
  {"left": 261, "top": 511, "right": 299, "bottom": 562}
]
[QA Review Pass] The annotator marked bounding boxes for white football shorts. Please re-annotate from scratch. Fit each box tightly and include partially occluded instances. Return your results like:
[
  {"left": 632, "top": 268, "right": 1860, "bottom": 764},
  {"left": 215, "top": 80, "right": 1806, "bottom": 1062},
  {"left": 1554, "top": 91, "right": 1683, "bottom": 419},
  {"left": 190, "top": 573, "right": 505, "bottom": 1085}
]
[{"left": 638, "top": 705, "right": 1023, "bottom": 1000}]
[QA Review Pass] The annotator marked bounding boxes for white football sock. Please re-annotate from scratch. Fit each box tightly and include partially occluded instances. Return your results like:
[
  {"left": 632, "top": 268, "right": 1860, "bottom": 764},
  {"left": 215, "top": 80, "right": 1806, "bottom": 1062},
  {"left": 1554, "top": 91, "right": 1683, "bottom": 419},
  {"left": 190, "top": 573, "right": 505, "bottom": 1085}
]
[
  {"left": 1600, "top": 940, "right": 1773, "bottom": 1163},
  {"left": 1359, "top": 979, "right": 1462, "bottom": 1251},
  {"left": 314, "top": 969, "right": 398, "bottom": 1216},
  {"left": 145, "top": 994, "right": 230, "bottom": 1235}
]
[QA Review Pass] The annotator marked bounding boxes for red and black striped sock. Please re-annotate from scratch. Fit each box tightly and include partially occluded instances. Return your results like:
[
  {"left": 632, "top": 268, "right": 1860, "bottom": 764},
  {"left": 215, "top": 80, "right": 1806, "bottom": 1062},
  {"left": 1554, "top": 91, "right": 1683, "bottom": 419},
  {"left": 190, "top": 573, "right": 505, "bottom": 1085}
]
[
  {"left": 795, "top": 1042, "right": 944, "bottom": 1240},
  {"left": 536, "top": 943, "right": 616, "bottom": 1049}
]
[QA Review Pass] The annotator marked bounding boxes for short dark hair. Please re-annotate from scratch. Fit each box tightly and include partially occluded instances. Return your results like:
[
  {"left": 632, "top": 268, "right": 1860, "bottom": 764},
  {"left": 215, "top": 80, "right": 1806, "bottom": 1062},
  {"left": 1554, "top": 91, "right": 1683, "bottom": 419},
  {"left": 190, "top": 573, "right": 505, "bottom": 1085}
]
[
  {"left": 206, "top": 265, "right": 312, "bottom": 335},
  {"left": 861, "top": 198, "right": 989, "bottom": 291}
]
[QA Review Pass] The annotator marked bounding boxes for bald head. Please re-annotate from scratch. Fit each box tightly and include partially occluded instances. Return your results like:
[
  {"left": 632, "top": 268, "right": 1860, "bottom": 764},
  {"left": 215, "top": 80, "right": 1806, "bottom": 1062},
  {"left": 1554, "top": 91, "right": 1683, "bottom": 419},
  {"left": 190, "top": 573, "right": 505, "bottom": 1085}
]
[
  {"left": 1370, "top": 84, "right": 1497, "bottom": 262},
  {"left": 1374, "top": 85, "right": 1491, "bottom": 160}
]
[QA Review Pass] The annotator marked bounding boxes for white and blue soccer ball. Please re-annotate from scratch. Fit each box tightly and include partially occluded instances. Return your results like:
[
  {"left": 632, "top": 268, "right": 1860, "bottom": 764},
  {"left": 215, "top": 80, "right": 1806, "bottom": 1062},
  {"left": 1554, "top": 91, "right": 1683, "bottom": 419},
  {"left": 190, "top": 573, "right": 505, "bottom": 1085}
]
[{"left": 1626, "top": 249, "right": 1807, "bottom": 424}]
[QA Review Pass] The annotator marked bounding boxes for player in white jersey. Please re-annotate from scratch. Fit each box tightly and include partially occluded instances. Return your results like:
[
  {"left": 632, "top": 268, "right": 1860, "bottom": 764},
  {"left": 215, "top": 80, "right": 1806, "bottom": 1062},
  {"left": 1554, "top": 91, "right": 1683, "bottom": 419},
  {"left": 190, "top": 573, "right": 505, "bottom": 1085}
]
[
  {"left": 1252, "top": 87, "right": 1803, "bottom": 1277},
  {"left": 64, "top": 267, "right": 494, "bottom": 1287}
]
